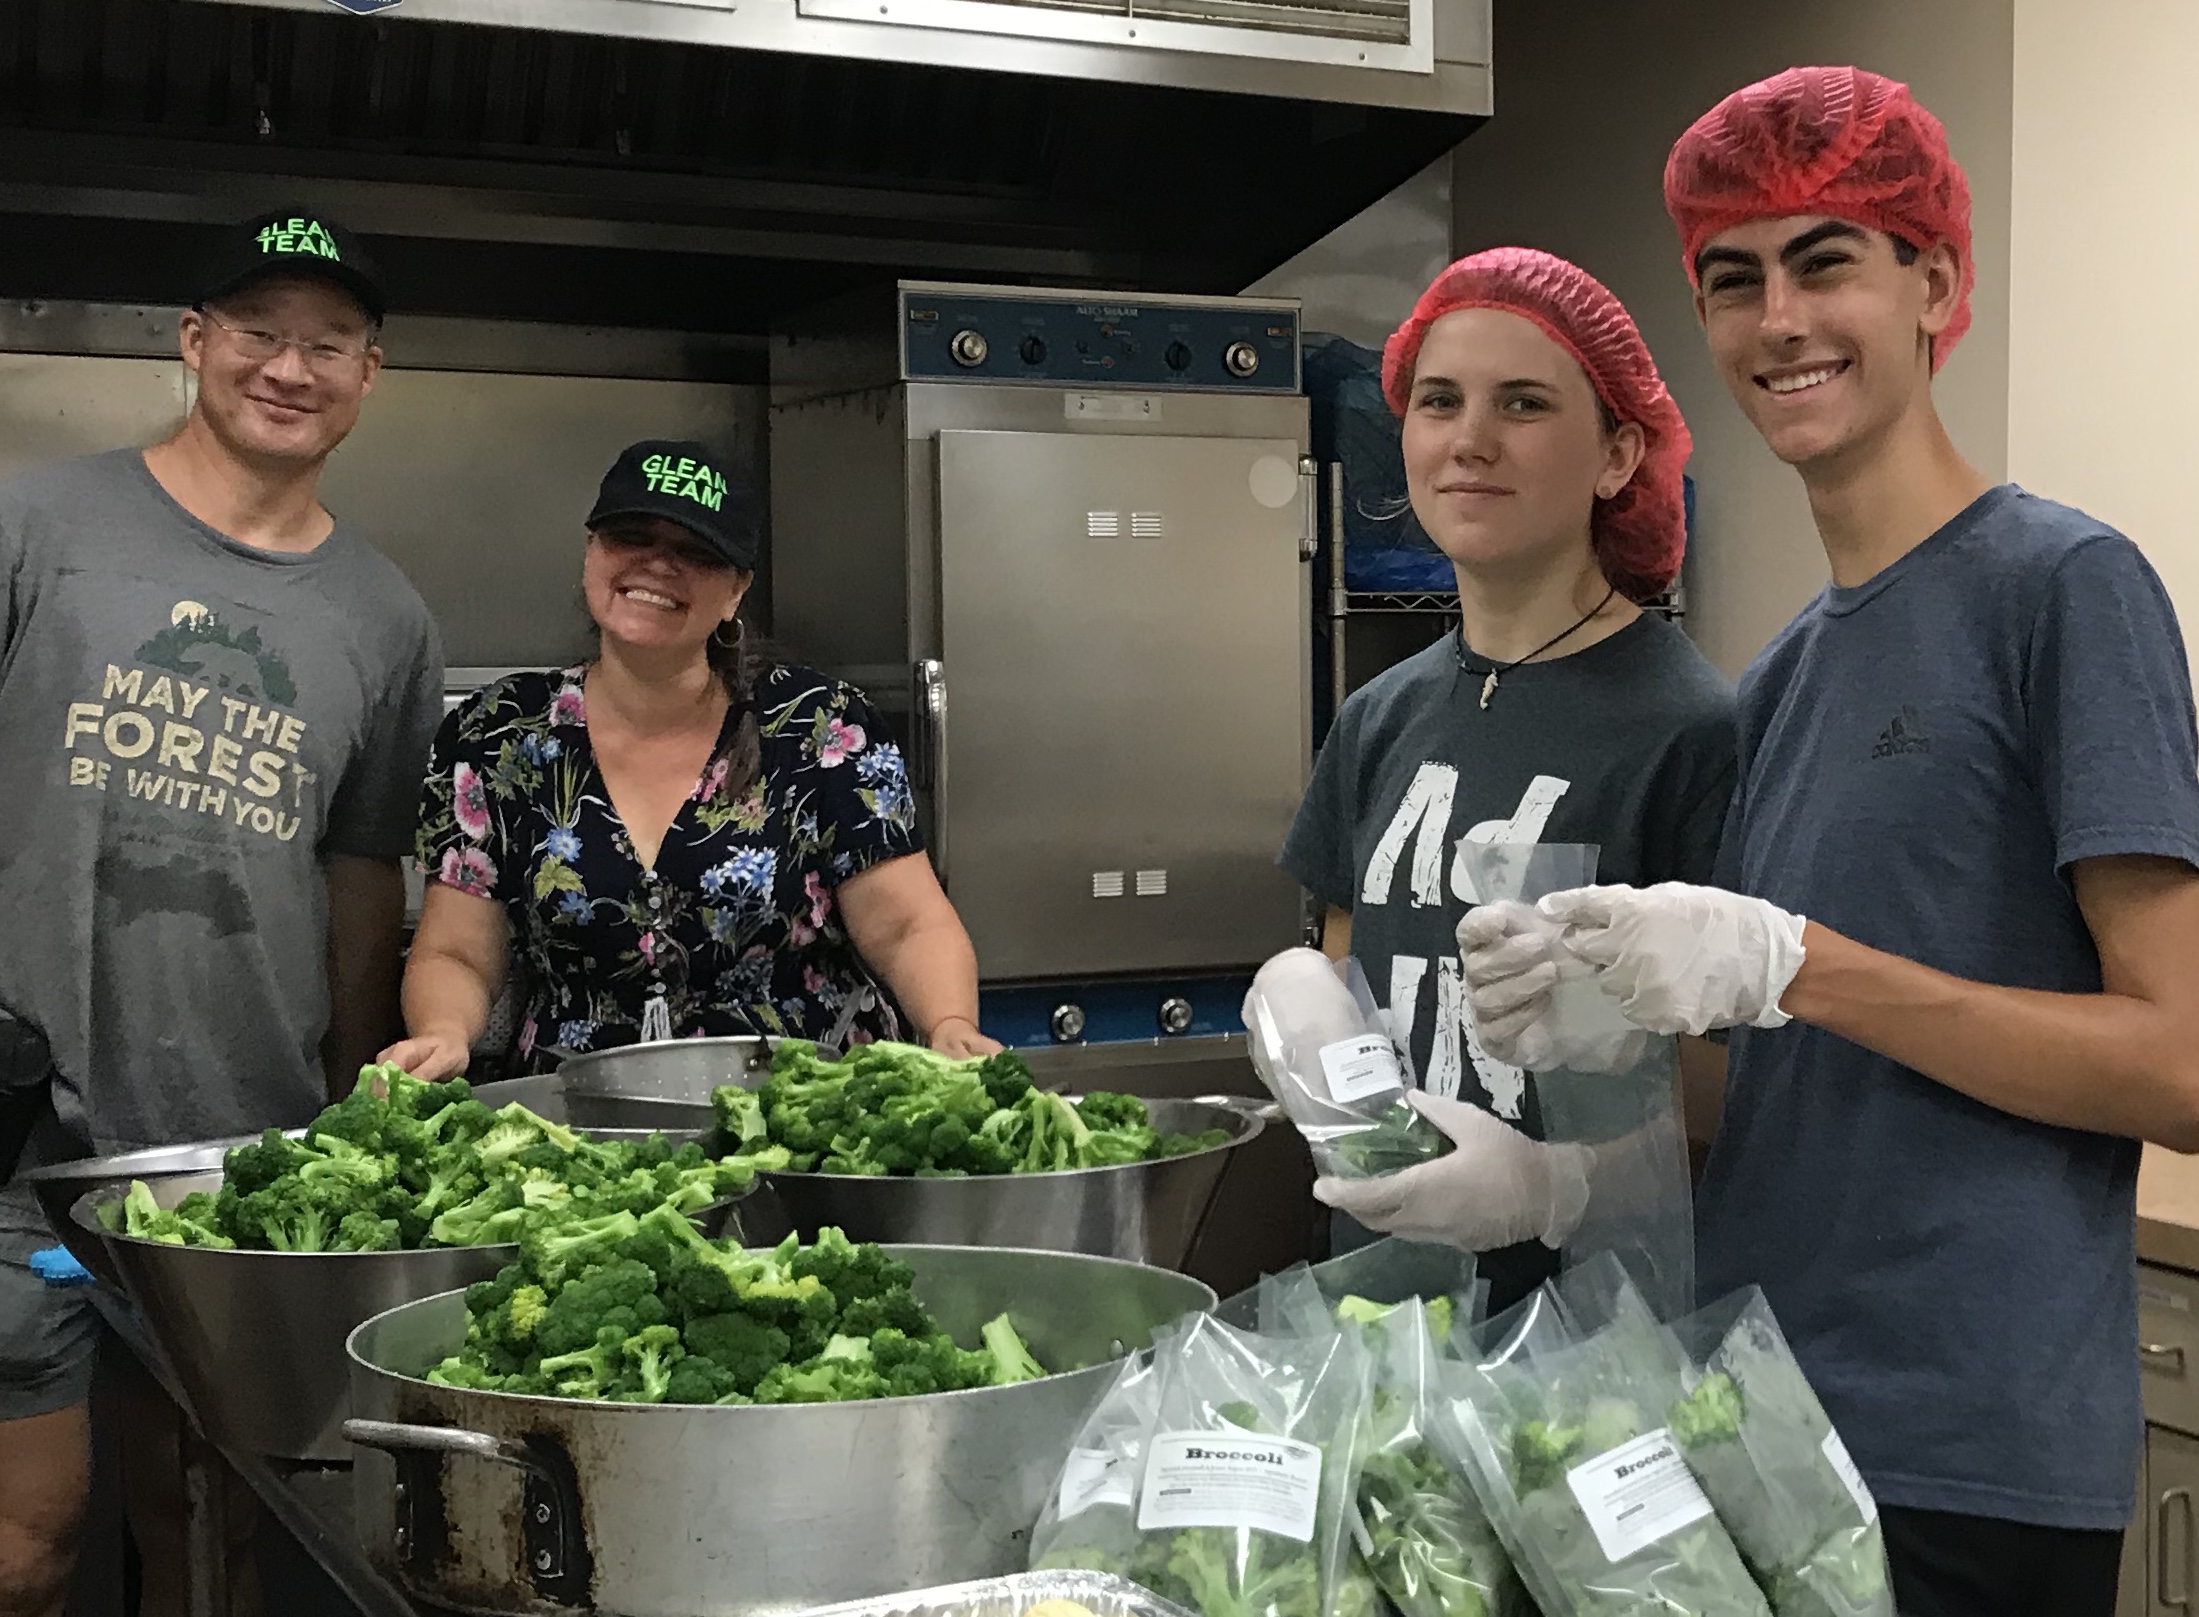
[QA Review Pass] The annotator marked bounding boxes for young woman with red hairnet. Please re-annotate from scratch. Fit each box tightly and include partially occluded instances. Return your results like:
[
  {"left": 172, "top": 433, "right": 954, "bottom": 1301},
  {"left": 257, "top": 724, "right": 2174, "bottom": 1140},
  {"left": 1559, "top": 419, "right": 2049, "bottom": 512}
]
[
  {"left": 1465, "top": 68, "right": 2199, "bottom": 1614},
  {"left": 1278, "top": 247, "right": 1736, "bottom": 1312}
]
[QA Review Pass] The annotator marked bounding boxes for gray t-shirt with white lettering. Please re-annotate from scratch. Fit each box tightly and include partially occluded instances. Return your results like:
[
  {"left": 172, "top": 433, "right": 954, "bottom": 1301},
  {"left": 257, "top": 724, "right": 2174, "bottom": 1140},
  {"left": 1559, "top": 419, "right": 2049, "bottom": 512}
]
[
  {"left": 1700, "top": 486, "right": 2199, "bottom": 1530},
  {"left": 1282, "top": 614, "right": 1737, "bottom": 1100},
  {"left": 0, "top": 448, "right": 443, "bottom": 1161}
]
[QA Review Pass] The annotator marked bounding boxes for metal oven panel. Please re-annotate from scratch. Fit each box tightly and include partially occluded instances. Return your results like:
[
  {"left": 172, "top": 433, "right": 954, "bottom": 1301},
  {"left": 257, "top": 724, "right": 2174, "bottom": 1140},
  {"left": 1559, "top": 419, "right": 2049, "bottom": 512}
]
[{"left": 933, "top": 428, "right": 1306, "bottom": 979}]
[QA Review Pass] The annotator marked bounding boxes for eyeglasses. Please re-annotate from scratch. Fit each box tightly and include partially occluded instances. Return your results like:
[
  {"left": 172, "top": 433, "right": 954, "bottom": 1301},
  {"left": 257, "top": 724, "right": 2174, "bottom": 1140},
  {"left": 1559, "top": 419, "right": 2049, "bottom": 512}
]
[{"left": 197, "top": 307, "right": 376, "bottom": 372}]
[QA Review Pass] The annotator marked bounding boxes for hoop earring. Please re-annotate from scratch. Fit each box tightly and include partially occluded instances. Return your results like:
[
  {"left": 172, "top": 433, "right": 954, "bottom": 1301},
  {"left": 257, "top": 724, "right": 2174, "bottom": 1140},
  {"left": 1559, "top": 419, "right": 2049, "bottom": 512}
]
[{"left": 711, "top": 618, "right": 743, "bottom": 650}]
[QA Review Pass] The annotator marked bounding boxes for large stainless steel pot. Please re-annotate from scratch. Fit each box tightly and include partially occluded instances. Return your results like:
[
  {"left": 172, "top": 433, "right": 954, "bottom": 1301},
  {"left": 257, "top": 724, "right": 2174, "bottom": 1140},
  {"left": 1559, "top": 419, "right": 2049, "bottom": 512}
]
[
  {"left": 554, "top": 1039, "right": 1267, "bottom": 1267},
  {"left": 75, "top": 1162, "right": 756, "bottom": 1462},
  {"left": 344, "top": 1244, "right": 1214, "bottom": 1617}
]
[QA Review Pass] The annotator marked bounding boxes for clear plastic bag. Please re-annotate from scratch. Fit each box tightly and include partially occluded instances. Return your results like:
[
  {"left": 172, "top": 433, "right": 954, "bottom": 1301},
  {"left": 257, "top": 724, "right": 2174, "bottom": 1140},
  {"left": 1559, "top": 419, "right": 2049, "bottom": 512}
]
[
  {"left": 1433, "top": 1267, "right": 1771, "bottom": 1616},
  {"left": 1243, "top": 949, "right": 1451, "bottom": 1179},
  {"left": 1032, "top": 1312, "right": 1373, "bottom": 1617},
  {"left": 1219, "top": 1256, "right": 1529, "bottom": 1617},
  {"left": 1453, "top": 841, "right": 1695, "bottom": 1320},
  {"left": 1668, "top": 1290, "right": 1894, "bottom": 1617}
]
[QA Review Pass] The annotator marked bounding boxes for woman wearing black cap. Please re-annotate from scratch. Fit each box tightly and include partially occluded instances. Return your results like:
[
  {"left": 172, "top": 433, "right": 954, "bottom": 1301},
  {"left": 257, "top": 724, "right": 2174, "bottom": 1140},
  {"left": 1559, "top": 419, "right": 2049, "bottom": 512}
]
[{"left": 380, "top": 439, "right": 998, "bottom": 1076}]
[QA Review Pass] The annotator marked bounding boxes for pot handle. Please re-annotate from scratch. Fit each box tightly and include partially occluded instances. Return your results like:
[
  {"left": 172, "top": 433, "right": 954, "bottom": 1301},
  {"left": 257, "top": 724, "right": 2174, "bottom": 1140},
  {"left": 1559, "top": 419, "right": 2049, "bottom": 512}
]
[
  {"left": 344, "top": 1418, "right": 531, "bottom": 1466},
  {"left": 1190, "top": 1093, "right": 1285, "bottom": 1124},
  {"left": 343, "top": 1419, "right": 591, "bottom": 1606}
]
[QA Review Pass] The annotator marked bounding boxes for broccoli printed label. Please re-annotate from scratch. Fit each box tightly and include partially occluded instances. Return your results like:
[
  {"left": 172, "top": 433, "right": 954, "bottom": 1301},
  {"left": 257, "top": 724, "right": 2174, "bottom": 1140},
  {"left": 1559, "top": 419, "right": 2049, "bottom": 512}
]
[
  {"left": 1058, "top": 1448, "right": 1137, "bottom": 1518},
  {"left": 1317, "top": 1035, "right": 1405, "bottom": 1105},
  {"left": 1821, "top": 1429, "right": 1878, "bottom": 1525},
  {"left": 1138, "top": 1430, "right": 1323, "bottom": 1543},
  {"left": 1565, "top": 1428, "right": 1714, "bottom": 1563}
]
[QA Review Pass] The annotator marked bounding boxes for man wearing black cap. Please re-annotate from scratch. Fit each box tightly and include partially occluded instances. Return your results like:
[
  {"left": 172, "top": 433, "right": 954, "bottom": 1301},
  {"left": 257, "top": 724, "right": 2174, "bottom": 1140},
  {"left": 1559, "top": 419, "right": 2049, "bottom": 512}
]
[{"left": 0, "top": 210, "right": 441, "bottom": 1615}]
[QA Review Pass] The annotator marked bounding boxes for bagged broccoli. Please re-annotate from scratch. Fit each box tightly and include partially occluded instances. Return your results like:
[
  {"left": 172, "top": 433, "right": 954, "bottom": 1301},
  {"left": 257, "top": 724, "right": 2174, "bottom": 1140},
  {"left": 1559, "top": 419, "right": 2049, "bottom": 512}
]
[
  {"left": 1434, "top": 1273, "right": 1771, "bottom": 1616},
  {"left": 1667, "top": 1290, "right": 1893, "bottom": 1617},
  {"left": 1242, "top": 949, "right": 1449, "bottom": 1179},
  {"left": 1349, "top": 1296, "right": 1528, "bottom": 1617},
  {"left": 1033, "top": 1311, "right": 1371, "bottom": 1617}
]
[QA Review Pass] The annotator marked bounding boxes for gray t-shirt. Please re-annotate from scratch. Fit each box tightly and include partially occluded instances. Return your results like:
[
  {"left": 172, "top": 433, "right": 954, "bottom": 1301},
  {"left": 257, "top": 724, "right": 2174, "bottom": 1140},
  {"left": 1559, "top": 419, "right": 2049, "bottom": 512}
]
[
  {"left": 1282, "top": 614, "right": 1737, "bottom": 1108},
  {"left": 1699, "top": 485, "right": 2199, "bottom": 1530},
  {"left": 0, "top": 449, "right": 443, "bottom": 1160}
]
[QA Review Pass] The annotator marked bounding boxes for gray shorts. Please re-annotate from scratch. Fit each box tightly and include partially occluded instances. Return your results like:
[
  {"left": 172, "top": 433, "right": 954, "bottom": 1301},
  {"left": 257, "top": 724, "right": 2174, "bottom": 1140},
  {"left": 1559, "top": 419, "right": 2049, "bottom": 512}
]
[{"left": 0, "top": 1187, "right": 101, "bottom": 1420}]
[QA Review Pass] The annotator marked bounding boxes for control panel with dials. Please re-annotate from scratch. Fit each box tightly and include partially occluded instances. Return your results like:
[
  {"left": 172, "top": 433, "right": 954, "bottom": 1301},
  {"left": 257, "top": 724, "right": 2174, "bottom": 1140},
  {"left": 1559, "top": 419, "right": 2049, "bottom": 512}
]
[{"left": 900, "top": 285, "right": 1301, "bottom": 394}]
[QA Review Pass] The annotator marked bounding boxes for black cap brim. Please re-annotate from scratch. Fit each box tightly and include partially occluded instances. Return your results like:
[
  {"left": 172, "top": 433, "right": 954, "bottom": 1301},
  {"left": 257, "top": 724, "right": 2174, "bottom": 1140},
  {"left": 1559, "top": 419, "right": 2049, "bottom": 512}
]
[
  {"left": 201, "top": 259, "right": 386, "bottom": 325},
  {"left": 586, "top": 503, "right": 758, "bottom": 571}
]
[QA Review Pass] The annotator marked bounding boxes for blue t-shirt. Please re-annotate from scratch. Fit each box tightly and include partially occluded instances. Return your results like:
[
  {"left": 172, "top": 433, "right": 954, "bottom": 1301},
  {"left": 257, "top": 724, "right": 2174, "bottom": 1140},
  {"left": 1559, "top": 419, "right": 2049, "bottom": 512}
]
[{"left": 1699, "top": 485, "right": 2199, "bottom": 1530}]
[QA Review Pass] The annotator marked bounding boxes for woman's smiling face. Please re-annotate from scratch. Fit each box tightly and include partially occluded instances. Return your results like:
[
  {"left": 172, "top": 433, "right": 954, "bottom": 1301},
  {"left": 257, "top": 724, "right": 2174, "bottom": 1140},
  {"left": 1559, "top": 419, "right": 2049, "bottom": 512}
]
[{"left": 582, "top": 517, "right": 749, "bottom": 656}]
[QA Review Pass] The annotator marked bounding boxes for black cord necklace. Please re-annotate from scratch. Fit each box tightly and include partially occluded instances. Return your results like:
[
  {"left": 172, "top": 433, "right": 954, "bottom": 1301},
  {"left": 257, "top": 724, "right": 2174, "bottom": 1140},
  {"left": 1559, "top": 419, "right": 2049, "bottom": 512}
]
[{"left": 1454, "top": 585, "right": 1619, "bottom": 710}]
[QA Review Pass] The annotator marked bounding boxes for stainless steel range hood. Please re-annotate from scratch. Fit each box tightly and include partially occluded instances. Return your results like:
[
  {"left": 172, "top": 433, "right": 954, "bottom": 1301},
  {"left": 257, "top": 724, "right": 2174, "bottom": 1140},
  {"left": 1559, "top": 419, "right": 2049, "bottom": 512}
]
[{"left": 0, "top": 0, "right": 1486, "bottom": 334}]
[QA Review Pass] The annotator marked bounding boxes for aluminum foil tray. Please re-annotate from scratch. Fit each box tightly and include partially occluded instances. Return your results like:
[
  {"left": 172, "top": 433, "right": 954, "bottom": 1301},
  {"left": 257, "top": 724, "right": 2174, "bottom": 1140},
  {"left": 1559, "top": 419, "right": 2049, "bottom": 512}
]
[{"left": 783, "top": 1571, "right": 1197, "bottom": 1617}]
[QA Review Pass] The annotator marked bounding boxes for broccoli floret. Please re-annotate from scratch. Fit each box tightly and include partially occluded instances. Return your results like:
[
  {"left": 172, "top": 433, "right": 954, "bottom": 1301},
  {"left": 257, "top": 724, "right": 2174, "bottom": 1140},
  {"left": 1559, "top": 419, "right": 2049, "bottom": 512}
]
[
  {"left": 836, "top": 1287, "right": 933, "bottom": 1339},
  {"left": 533, "top": 1257, "right": 667, "bottom": 1357},
  {"left": 787, "top": 1226, "right": 914, "bottom": 1310},
  {"left": 613, "top": 1323, "right": 686, "bottom": 1404},
  {"left": 119, "top": 1181, "right": 235, "bottom": 1248},
  {"left": 252, "top": 1185, "right": 335, "bottom": 1252},
  {"left": 1668, "top": 1370, "right": 1746, "bottom": 1450},
  {"left": 1074, "top": 1091, "right": 1150, "bottom": 1132},
  {"left": 663, "top": 1355, "right": 742, "bottom": 1406},
  {"left": 869, "top": 1328, "right": 992, "bottom": 1396},
  {"left": 1510, "top": 1417, "right": 1586, "bottom": 1495},
  {"left": 222, "top": 1129, "right": 317, "bottom": 1195},
  {"left": 335, "top": 1210, "right": 402, "bottom": 1251},
  {"left": 1017, "top": 1091, "right": 1094, "bottom": 1173},
  {"left": 521, "top": 1209, "right": 644, "bottom": 1288},
  {"left": 711, "top": 1085, "right": 772, "bottom": 1149},
  {"left": 978, "top": 1051, "right": 1036, "bottom": 1109},
  {"left": 752, "top": 1355, "right": 890, "bottom": 1405},
  {"left": 425, "top": 1178, "right": 533, "bottom": 1248},
  {"left": 979, "top": 1313, "right": 1045, "bottom": 1385},
  {"left": 682, "top": 1313, "right": 792, "bottom": 1393},
  {"left": 539, "top": 1326, "right": 630, "bottom": 1398}
]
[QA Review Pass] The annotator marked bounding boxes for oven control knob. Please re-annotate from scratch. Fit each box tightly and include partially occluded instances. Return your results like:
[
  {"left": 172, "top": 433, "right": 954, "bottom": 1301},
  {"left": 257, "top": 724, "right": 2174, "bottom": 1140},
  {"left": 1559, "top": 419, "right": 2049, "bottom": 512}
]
[
  {"left": 1224, "top": 341, "right": 1260, "bottom": 377},
  {"left": 1164, "top": 341, "right": 1194, "bottom": 372},
  {"left": 950, "top": 329, "right": 989, "bottom": 367},
  {"left": 1158, "top": 997, "right": 1194, "bottom": 1035},
  {"left": 1050, "top": 1003, "right": 1087, "bottom": 1043},
  {"left": 1018, "top": 334, "right": 1048, "bottom": 366}
]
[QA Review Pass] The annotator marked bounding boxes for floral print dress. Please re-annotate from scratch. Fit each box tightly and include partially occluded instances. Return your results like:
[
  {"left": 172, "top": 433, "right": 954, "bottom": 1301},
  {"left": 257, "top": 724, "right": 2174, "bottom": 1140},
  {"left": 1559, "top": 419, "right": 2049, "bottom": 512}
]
[{"left": 417, "top": 664, "right": 921, "bottom": 1070}]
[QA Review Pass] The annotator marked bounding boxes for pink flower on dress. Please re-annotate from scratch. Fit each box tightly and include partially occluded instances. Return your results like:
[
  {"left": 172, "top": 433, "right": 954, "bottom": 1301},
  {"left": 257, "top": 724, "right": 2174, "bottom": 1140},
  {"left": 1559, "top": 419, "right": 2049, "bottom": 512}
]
[
  {"left": 788, "top": 917, "right": 818, "bottom": 950},
  {"left": 518, "top": 1014, "right": 538, "bottom": 1057},
  {"left": 638, "top": 930, "right": 659, "bottom": 965},
  {"left": 452, "top": 763, "right": 490, "bottom": 840},
  {"left": 693, "top": 756, "right": 730, "bottom": 803},
  {"left": 817, "top": 718, "right": 867, "bottom": 767},
  {"left": 549, "top": 682, "right": 587, "bottom": 728},
  {"left": 803, "top": 871, "right": 832, "bottom": 928},
  {"left": 438, "top": 845, "right": 498, "bottom": 898},
  {"left": 803, "top": 965, "right": 829, "bottom": 995}
]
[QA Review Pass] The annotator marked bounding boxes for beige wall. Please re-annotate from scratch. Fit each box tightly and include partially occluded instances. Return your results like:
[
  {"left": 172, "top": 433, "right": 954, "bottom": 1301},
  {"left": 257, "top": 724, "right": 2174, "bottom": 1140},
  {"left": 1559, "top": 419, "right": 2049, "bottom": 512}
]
[
  {"left": 2008, "top": 0, "right": 2199, "bottom": 653},
  {"left": 1454, "top": 0, "right": 2014, "bottom": 677}
]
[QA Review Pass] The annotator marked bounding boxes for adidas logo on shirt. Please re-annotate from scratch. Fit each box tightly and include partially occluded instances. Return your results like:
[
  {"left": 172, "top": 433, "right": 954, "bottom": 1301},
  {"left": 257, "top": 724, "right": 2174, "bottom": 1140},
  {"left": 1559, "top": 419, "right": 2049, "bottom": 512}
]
[{"left": 1871, "top": 706, "right": 1932, "bottom": 759}]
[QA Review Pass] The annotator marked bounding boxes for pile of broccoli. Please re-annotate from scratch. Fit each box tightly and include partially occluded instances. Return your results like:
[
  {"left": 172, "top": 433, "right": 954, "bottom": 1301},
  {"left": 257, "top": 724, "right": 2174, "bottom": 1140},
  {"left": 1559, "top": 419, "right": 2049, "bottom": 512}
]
[
  {"left": 711, "top": 1040, "right": 1231, "bottom": 1177},
  {"left": 426, "top": 1212, "right": 1049, "bottom": 1406},
  {"left": 117, "top": 1063, "right": 776, "bottom": 1255}
]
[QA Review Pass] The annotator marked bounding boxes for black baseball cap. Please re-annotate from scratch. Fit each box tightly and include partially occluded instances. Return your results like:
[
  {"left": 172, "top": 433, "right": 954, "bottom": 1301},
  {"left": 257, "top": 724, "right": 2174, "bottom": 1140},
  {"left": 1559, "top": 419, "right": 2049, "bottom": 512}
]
[
  {"left": 586, "top": 440, "right": 760, "bottom": 570},
  {"left": 197, "top": 208, "right": 387, "bottom": 323}
]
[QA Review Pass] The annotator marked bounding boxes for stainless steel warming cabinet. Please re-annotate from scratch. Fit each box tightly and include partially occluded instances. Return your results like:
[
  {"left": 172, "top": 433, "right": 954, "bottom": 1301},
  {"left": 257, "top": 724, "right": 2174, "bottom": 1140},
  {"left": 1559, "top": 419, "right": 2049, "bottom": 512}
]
[{"left": 771, "top": 283, "right": 1313, "bottom": 999}]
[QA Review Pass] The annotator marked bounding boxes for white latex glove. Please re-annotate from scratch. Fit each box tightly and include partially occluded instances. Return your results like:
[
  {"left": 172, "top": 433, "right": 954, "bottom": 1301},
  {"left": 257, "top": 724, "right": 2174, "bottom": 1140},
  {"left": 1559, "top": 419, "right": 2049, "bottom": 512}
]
[
  {"left": 1539, "top": 882, "right": 1809, "bottom": 1037},
  {"left": 1311, "top": 1091, "right": 1593, "bottom": 1252},
  {"left": 1456, "top": 903, "right": 1647, "bottom": 1074}
]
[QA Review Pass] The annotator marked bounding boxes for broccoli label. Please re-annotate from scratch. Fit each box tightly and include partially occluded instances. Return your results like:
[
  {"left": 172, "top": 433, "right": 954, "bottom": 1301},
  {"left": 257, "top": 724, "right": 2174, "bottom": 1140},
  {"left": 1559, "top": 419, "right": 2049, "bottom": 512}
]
[
  {"left": 1057, "top": 1448, "right": 1136, "bottom": 1518},
  {"left": 1565, "top": 1426, "right": 1714, "bottom": 1564},
  {"left": 1137, "top": 1430, "right": 1322, "bottom": 1543},
  {"left": 1316, "top": 1033, "right": 1406, "bottom": 1104}
]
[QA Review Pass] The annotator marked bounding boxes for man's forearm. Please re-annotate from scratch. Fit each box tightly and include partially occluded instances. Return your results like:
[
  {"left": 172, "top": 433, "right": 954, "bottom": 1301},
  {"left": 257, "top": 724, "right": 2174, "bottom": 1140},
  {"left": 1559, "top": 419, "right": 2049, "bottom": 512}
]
[
  {"left": 323, "top": 857, "right": 406, "bottom": 1097},
  {"left": 1782, "top": 922, "right": 2199, "bottom": 1147}
]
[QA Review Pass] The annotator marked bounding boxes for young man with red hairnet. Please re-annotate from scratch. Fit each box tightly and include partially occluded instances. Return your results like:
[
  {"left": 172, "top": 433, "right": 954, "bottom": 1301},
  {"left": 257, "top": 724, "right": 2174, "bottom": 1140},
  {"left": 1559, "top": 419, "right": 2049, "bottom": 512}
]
[{"left": 1462, "top": 66, "right": 2199, "bottom": 1613}]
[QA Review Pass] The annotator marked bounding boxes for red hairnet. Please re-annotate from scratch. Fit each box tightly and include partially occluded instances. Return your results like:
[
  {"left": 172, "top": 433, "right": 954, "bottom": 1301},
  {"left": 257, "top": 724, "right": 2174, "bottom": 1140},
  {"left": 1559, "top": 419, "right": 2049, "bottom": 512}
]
[
  {"left": 1663, "top": 65, "right": 1974, "bottom": 369},
  {"left": 1380, "top": 247, "right": 1692, "bottom": 602}
]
